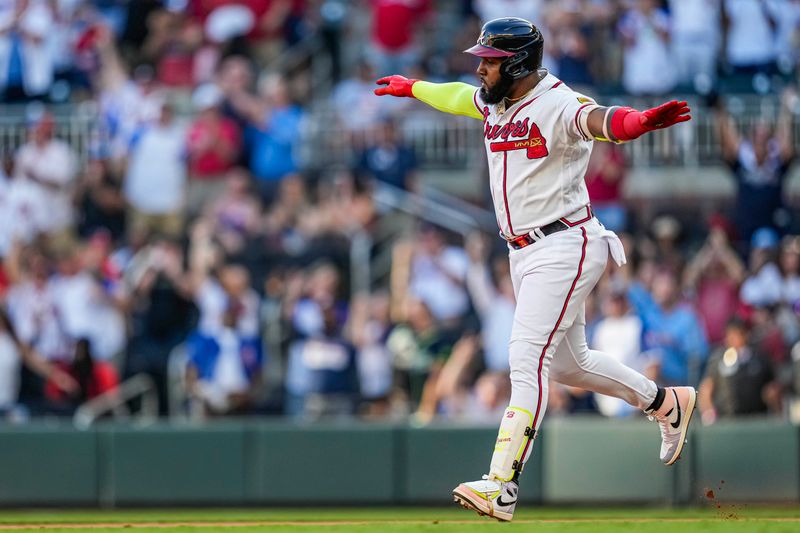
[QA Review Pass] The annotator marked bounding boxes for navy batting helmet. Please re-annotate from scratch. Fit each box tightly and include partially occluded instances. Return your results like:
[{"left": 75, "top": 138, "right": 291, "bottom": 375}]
[{"left": 464, "top": 17, "right": 544, "bottom": 81}]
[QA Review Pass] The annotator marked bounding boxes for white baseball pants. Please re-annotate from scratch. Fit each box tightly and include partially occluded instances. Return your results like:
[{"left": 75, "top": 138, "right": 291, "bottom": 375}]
[{"left": 506, "top": 215, "right": 657, "bottom": 432}]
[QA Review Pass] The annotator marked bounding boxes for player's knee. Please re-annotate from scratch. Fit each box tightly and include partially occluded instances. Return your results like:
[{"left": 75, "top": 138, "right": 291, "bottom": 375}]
[{"left": 508, "top": 339, "right": 550, "bottom": 385}]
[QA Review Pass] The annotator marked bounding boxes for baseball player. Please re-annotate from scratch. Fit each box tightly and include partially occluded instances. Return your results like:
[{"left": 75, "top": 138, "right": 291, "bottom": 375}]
[{"left": 375, "top": 17, "right": 695, "bottom": 521}]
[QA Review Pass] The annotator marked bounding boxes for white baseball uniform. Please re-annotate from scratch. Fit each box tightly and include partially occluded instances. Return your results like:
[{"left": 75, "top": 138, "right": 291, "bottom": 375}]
[{"left": 471, "top": 72, "right": 657, "bottom": 432}]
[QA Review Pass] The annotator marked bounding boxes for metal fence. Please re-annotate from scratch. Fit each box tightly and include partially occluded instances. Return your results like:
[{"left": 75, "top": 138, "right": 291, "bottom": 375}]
[
  {"left": 304, "top": 95, "right": 800, "bottom": 171},
  {"left": 0, "top": 103, "right": 104, "bottom": 166},
  {"left": 0, "top": 95, "right": 796, "bottom": 172}
]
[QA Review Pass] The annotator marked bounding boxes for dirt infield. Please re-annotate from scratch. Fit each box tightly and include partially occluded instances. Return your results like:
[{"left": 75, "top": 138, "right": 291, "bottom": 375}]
[{"left": 2, "top": 518, "right": 800, "bottom": 529}]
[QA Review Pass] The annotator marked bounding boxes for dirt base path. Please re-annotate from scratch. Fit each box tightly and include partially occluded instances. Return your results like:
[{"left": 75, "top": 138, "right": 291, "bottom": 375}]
[{"left": 1, "top": 518, "right": 800, "bottom": 529}]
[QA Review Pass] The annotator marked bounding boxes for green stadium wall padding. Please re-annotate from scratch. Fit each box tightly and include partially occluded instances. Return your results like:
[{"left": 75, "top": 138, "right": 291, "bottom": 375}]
[
  {"left": 247, "top": 423, "right": 397, "bottom": 503},
  {"left": 0, "top": 419, "right": 796, "bottom": 506},
  {"left": 0, "top": 427, "right": 98, "bottom": 504},
  {"left": 695, "top": 420, "right": 799, "bottom": 502},
  {"left": 542, "top": 417, "right": 677, "bottom": 503},
  {"left": 400, "top": 425, "right": 543, "bottom": 504},
  {"left": 103, "top": 424, "right": 248, "bottom": 504}
]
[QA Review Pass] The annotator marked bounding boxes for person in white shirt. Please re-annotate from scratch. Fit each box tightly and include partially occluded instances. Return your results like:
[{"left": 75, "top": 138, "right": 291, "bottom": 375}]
[
  {"left": 332, "top": 60, "right": 404, "bottom": 135},
  {"left": 723, "top": 0, "right": 777, "bottom": 72},
  {"left": 124, "top": 102, "right": 187, "bottom": 239},
  {"left": 0, "top": 314, "right": 22, "bottom": 411},
  {"left": 464, "top": 233, "right": 513, "bottom": 373},
  {"left": 0, "top": 0, "right": 56, "bottom": 100},
  {"left": 193, "top": 264, "right": 261, "bottom": 340},
  {"left": 406, "top": 224, "right": 470, "bottom": 325},
  {"left": 669, "top": 0, "right": 720, "bottom": 89},
  {"left": 473, "top": 0, "right": 543, "bottom": 26},
  {"left": 13, "top": 112, "right": 78, "bottom": 239},
  {"left": 0, "top": 158, "right": 40, "bottom": 256},
  {"left": 187, "top": 307, "right": 262, "bottom": 416},
  {"left": 48, "top": 245, "right": 126, "bottom": 361},
  {"left": 769, "top": 0, "right": 800, "bottom": 71},
  {"left": 618, "top": 0, "right": 676, "bottom": 95},
  {"left": 4, "top": 247, "right": 71, "bottom": 362},
  {"left": 591, "top": 290, "right": 654, "bottom": 417},
  {"left": 740, "top": 227, "right": 784, "bottom": 307}
]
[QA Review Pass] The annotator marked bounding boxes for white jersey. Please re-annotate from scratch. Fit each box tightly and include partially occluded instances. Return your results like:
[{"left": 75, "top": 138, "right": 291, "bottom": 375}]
[{"left": 472, "top": 73, "right": 596, "bottom": 238}]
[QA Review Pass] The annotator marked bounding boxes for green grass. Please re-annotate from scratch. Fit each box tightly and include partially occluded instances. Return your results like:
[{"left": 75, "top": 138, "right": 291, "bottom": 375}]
[{"left": 0, "top": 506, "right": 798, "bottom": 532}]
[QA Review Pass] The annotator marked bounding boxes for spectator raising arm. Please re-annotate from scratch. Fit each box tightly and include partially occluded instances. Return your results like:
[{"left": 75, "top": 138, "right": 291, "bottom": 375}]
[
  {"left": 464, "top": 232, "right": 494, "bottom": 317},
  {"left": 714, "top": 102, "right": 741, "bottom": 164},
  {"left": 776, "top": 88, "right": 797, "bottom": 164},
  {"left": 683, "top": 228, "right": 746, "bottom": 291}
]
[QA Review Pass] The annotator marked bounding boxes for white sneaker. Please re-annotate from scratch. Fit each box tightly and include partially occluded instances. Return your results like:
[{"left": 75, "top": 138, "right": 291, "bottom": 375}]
[
  {"left": 647, "top": 386, "right": 697, "bottom": 465},
  {"left": 452, "top": 476, "right": 518, "bottom": 522}
]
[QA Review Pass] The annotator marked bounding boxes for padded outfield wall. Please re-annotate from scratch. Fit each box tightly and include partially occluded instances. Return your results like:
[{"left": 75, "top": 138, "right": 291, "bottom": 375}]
[{"left": 0, "top": 418, "right": 795, "bottom": 506}]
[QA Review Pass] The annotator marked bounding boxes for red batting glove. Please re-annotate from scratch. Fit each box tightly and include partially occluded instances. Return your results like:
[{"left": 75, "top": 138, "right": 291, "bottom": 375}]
[
  {"left": 610, "top": 100, "right": 691, "bottom": 141},
  {"left": 374, "top": 75, "right": 418, "bottom": 97}
]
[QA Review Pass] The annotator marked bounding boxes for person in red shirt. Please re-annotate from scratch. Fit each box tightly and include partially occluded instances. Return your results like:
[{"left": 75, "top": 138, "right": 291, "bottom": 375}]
[
  {"left": 584, "top": 141, "right": 627, "bottom": 232},
  {"left": 190, "top": 0, "right": 295, "bottom": 63},
  {"left": 187, "top": 84, "right": 242, "bottom": 215},
  {"left": 369, "top": 0, "right": 432, "bottom": 75},
  {"left": 683, "top": 216, "right": 746, "bottom": 347},
  {"left": 46, "top": 338, "right": 119, "bottom": 407},
  {"left": 0, "top": 262, "right": 8, "bottom": 298}
]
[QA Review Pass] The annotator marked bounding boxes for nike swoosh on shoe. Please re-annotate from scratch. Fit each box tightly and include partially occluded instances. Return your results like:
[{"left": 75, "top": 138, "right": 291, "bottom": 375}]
[
  {"left": 496, "top": 495, "right": 517, "bottom": 507},
  {"left": 670, "top": 390, "right": 682, "bottom": 429}
]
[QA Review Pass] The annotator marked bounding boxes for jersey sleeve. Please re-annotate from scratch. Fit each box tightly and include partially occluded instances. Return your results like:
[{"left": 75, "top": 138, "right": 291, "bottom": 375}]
[
  {"left": 411, "top": 81, "right": 486, "bottom": 120},
  {"left": 559, "top": 90, "right": 601, "bottom": 142}
]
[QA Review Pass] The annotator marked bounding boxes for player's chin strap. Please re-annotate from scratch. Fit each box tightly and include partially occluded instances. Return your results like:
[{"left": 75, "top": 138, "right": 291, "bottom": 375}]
[{"left": 488, "top": 406, "right": 536, "bottom": 482}]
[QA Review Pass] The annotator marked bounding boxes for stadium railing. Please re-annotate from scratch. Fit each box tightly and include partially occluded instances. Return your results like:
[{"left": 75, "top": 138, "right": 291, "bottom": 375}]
[
  {"left": 304, "top": 94, "right": 800, "bottom": 170},
  {"left": 0, "top": 103, "right": 103, "bottom": 165},
  {"left": 0, "top": 93, "right": 793, "bottom": 172}
]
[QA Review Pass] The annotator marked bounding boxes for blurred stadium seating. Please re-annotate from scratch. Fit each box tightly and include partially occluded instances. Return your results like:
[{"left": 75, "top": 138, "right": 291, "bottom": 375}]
[{"left": 0, "top": 0, "right": 799, "bottom": 437}]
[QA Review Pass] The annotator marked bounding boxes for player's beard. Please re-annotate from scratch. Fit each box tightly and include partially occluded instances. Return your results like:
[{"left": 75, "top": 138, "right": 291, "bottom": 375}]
[{"left": 480, "top": 75, "right": 514, "bottom": 104}]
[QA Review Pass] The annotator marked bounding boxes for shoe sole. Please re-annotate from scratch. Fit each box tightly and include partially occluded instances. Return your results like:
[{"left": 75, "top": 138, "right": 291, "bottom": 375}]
[
  {"left": 452, "top": 485, "right": 512, "bottom": 522},
  {"left": 664, "top": 387, "right": 697, "bottom": 466}
]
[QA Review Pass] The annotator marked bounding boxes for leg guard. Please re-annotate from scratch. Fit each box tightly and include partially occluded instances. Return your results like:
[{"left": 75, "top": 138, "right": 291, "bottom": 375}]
[{"left": 488, "top": 406, "right": 536, "bottom": 482}]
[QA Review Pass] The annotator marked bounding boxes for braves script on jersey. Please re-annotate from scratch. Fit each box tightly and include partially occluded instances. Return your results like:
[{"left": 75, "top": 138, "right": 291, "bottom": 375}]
[{"left": 472, "top": 73, "right": 595, "bottom": 237}]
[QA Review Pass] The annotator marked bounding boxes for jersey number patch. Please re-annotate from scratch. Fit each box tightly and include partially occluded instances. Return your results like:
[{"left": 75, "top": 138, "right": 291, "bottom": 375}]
[{"left": 489, "top": 122, "right": 549, "bottom": 159}]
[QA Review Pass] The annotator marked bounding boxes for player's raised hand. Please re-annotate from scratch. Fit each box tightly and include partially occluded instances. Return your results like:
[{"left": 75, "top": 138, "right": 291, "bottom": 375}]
[
  {"left": 640, "top": 100, "right": 691, "bottom": 130},
  {"left": 374, "top": 75, "right": 418, "bottom": 97},
  {"left": 609, "top": 100, "right": 691, "bottom": 141}
]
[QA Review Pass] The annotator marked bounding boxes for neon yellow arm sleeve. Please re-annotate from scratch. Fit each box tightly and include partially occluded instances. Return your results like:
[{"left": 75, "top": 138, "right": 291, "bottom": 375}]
[{"left": 410, "top": 81, "right": 484, "bottom": 120}]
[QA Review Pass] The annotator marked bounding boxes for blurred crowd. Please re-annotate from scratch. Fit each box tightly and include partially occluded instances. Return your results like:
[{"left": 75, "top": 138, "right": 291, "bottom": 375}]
[
  {"left": 0, "top": 0, "right": 799, "bottom": 425},
  {"left": 361, "top": 0, "right": 800, "bottom": 96},
  {"left": 0, "top": 1, "right": 797, "bottom": 104}
]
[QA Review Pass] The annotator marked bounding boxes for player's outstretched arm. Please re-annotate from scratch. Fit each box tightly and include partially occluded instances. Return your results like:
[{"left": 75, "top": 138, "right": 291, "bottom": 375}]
[
  {"left": 374, "top": 75, "right": 484, "bottom": 120},
  {"left": 586, "top": 100, "right": 691, "bottom": 142}
]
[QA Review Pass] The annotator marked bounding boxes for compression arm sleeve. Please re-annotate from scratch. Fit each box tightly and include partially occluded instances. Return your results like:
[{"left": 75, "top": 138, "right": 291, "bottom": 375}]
[{"left": 411, "top": 81, "right": 485, "bottom": 120}]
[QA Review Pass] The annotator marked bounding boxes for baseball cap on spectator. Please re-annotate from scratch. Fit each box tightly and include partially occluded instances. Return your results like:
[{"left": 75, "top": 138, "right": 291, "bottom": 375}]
[
  {"left": 192, "top": 83, "right": 224, "bottom": 110},
  {"left": 751, "top": 227, "right": 779, "bottom": 251}
]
